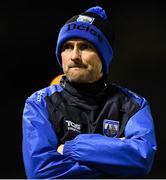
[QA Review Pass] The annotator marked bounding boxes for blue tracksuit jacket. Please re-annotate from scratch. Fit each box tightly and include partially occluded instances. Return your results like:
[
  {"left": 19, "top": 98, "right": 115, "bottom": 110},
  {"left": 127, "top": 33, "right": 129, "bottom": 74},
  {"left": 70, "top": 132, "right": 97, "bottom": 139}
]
[{"left": 22, "top": 76, "right": 157, "bottom": 178}]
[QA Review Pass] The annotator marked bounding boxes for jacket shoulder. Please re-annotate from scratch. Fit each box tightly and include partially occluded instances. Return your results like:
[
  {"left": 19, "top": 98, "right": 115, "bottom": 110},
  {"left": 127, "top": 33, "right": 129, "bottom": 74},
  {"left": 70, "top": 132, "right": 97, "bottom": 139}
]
[
  {"left": 110, "top": 83, "right": 148, "bottom": 108},
  {"left": 26, "top": 84, "right": 63, "bottom": 104}
]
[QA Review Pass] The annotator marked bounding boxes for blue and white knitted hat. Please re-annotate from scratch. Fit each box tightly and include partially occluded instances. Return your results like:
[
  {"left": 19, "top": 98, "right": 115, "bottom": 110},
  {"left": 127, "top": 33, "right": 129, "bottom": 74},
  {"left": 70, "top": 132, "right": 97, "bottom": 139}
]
[{"left": 55, "top": 6, "right": 114, "bottom": 74}]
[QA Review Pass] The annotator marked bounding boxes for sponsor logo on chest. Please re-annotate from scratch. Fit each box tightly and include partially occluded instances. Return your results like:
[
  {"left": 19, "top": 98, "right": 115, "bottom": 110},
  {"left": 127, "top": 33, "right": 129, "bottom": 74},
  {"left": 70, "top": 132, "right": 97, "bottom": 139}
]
[{"left": 65, "top": 120, "right": 81, "bottom": 133}]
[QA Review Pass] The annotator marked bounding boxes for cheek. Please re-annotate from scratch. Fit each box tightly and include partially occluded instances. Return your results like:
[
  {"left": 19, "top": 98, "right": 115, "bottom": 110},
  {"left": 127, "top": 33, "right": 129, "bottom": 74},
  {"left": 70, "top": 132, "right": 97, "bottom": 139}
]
[
  {"left": 86, "top": 56, "right": 102, "bottom": 71},
  {"left": 94, "top": 63, "right": 102, "bottom": 73},
  {"left": 61, "top": 54, "right": 69, "bottom": 68}
]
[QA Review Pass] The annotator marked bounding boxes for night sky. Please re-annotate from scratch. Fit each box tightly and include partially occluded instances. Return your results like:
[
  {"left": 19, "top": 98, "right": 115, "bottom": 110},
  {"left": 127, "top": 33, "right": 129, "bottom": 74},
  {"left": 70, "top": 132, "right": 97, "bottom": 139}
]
[{"left": 0, "top": 0, "right": 165, "bottom": 178}]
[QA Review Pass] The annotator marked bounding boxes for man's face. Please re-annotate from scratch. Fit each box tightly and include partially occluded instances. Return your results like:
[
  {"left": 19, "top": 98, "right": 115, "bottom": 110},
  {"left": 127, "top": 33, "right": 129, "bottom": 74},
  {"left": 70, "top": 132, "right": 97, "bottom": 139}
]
[{"left": 61, "top": 39, "right": 103, "bottom": 83}]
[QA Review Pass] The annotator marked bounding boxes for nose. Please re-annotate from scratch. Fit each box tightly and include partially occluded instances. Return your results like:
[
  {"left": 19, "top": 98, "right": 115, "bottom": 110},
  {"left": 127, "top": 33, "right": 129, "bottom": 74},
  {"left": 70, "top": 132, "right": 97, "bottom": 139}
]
[{"left": 71, "top": 46, "right": 81, "bottom": 61}]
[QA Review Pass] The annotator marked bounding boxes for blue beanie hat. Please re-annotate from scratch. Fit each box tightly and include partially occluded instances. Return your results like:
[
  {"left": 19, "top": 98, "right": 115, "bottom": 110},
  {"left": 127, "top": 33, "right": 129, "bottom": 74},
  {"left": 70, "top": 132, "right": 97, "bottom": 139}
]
[{"left": 55, "top": 6, "right": 114, "bottom": 74}]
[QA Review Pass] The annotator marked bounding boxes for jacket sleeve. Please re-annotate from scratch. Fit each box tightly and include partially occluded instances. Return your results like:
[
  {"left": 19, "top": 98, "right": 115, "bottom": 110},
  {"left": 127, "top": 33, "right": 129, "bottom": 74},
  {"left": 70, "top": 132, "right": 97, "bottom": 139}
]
[
  {"left": 63, "top": 104, "right": 157, "bottom": 178},
  {"left": 22, "top": 94, "right": 103, "bottom": 179}
]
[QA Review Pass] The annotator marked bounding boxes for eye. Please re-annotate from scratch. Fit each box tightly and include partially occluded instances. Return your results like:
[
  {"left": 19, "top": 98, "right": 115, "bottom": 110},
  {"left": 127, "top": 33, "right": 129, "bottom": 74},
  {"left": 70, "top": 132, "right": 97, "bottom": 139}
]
[
  {"left": 62, "top": 43, "right": 73, "bottom": 51},
  {"left": 80, "top": 43, "right": 94, "bottom": 51}
]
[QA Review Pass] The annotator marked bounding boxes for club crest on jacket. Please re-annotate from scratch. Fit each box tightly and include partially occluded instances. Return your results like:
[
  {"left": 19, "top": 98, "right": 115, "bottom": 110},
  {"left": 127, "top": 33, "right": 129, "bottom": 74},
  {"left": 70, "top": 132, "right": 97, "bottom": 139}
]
[{"left": 103, "top": 119, "right": 119, "bottom": 137}]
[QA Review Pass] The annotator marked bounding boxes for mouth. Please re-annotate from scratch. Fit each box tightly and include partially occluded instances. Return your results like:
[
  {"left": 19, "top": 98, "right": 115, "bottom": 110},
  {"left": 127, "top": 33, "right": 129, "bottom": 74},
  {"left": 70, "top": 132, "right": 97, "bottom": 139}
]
[{"left": 69, "top": 65, "right": 87, "bottom": 69}]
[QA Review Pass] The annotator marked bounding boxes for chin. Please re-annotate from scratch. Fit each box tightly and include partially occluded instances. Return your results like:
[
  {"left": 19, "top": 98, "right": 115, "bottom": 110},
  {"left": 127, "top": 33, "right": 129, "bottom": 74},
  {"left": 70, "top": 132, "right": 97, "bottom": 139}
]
[
  {"left": 67, "top": 75, "right": 89, "bottom": 83},
  {"left": 67, "top": 72, "right": 82, "bottom": 81},
  {"left": 66, "top": 70, "right": 96, "bottom": 83},
  {"left": 68, "top": 77, "right": 86, "bottom": 83}
]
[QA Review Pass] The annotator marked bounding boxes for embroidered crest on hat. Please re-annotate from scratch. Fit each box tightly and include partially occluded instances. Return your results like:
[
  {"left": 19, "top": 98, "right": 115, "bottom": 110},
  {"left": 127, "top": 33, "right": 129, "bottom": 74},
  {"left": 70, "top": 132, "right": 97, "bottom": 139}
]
[
  {"left": 77, "top": 15, "right": 95, "bottom": 24},
  {"left": 103, "top": 119, "right": 119, "bottom": 137}
]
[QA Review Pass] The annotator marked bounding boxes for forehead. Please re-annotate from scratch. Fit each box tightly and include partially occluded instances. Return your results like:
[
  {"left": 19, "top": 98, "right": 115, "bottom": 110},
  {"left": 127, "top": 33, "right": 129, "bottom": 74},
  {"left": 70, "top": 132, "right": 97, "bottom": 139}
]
[{"left": 64, "top": 38, "right": 92, "bottom": 45}]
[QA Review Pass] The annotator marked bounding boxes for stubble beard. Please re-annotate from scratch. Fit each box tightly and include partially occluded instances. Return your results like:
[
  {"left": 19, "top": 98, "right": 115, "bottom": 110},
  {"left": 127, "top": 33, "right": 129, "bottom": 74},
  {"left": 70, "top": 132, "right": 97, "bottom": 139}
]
[{"left": 65, "top": 68, "right": 102, "bottom": 83}]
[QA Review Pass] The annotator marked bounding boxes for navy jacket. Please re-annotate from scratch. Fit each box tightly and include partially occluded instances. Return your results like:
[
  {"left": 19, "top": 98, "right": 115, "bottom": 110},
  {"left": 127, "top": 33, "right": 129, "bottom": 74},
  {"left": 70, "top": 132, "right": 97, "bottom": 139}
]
[{"left": 22, "top": 76, "right": 157, "bottom": 178}]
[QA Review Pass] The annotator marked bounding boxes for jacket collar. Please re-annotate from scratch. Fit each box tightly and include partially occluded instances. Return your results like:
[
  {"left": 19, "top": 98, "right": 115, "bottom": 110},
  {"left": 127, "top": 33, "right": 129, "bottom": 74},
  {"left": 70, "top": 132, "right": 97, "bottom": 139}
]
[{"left": 60, "top": 75, "right": 108, "bottom": 102}]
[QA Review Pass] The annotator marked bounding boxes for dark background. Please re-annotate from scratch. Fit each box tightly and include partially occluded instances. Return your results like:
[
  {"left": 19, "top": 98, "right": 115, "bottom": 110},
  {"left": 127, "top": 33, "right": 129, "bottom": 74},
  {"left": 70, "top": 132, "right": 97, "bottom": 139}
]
[{"left": 0, "top": 0, "right": 165, "bottom": 178}]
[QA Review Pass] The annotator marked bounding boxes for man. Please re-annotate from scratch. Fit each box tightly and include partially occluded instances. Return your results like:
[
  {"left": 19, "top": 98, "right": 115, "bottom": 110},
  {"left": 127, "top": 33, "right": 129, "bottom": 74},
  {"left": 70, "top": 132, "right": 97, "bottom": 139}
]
[{"left": 22, "top": 6, "right": 157, "bottom": 179}]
